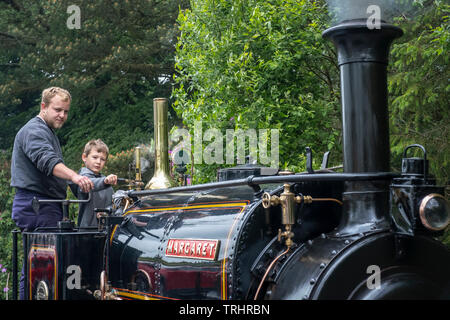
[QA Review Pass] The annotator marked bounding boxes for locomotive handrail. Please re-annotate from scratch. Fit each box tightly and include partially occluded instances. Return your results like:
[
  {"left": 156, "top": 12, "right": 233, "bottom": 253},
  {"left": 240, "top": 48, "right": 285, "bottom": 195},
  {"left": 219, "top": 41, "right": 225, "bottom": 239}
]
[{"left": 128, "top": 172, "right": 400, "bottom": 198}]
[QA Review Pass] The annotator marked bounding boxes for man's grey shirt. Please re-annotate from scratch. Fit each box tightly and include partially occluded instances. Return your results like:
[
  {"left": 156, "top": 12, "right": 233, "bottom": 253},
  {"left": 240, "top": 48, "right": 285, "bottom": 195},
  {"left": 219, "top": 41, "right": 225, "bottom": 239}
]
[
  {"left": 10, "top": 116, "right": 66, "bottom": 199},
  {"left": 71, "top": 167, "right": 113, "bottom": 227}
]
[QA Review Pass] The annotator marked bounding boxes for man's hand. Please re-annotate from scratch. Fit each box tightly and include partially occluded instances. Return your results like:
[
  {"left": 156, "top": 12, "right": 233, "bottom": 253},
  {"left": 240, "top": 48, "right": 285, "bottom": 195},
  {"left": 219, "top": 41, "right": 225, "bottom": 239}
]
[
  {"left": 72, "top": 174, "right": 94, "bottom": 193},
  {"left": 53, "top": 163, "right": 94, "bottom": 193},
  {"left": 104, "top": 174, "right": 118, "bottom": 185}
]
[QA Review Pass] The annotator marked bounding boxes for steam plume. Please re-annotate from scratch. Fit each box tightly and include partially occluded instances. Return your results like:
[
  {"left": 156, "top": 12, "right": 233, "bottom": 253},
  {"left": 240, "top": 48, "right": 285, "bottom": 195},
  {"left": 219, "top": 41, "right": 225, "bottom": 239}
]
[{"left": 326, "top": 0, "right": 426, "bottom": 25}]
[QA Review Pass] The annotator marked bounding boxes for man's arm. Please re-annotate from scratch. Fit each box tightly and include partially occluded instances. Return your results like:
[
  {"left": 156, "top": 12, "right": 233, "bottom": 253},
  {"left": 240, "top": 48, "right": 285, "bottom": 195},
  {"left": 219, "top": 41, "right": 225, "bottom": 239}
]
[{"left": 53, "top": 163, "right": 94, "bottom": 193}]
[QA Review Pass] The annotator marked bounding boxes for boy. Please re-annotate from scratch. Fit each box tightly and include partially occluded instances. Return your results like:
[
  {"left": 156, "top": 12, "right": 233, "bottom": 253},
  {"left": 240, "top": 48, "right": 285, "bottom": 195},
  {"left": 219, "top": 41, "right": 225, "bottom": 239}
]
[{"left": 73, "top": 139, "right": 117, "bottom": 227}]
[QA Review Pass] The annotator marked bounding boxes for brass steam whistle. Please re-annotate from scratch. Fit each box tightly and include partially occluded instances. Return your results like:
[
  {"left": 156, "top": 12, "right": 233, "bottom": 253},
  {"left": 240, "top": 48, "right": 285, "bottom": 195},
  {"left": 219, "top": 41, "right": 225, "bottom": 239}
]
[
  {"left": 119, "top": 147, "right": 145, "bottom": 190},
  {"left": 262, "top": 172, "right": 312, "bottom": 248},
  {"left": 134, "top": 146, "right": 143, "bottom": 190}
]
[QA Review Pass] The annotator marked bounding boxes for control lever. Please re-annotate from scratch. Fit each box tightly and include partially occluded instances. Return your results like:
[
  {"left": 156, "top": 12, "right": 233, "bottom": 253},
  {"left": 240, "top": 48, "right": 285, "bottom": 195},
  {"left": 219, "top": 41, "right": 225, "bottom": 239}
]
[
  {"left": 32, "top": 191, "right": 92, "bottom": 229},
  {"left": 305, "top": 147, "right": 331, "bottom": 173},
  {"left": 321, "top": 151, "right": 330, "bottom": 170},
  {"left": 305, "top": 147, "right": 314, "bottom": 174}
]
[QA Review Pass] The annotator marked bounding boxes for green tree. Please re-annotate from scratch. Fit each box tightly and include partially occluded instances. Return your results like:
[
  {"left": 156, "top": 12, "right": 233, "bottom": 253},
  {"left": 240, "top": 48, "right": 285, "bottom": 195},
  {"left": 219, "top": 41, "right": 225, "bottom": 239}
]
[
  {"left": 388, "top": 1, "right": 450, "bottom": 185},
  {"left": 0, "top": 152, "right": 18, "bottom": 300},
  {"left": 0, "top": 0, "right": 188, "bottom": 168},
  {"left": 173, "top": 0, "right": 341, "bottom": 182},
  {"left": 173, "top": 0, "right": 449, "bottom": 187}
]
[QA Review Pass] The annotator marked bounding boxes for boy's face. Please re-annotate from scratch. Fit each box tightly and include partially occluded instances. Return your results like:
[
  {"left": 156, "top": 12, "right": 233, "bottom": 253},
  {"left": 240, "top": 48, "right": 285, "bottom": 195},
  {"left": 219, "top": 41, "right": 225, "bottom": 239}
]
[{"left": 82, "top": 149, "right": 107, "bottom": 174}]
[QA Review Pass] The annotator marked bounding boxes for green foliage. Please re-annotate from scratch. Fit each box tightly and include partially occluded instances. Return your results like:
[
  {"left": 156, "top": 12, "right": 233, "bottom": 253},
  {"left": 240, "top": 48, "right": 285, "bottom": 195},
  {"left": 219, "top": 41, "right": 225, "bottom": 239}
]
[
  {"left": 388, "top": 1, "right": 450, "bottom": 185},
  {"left": 0, "top": 0, "right": 189, "bottom": 169},
  {"left": 173, "top": 0, "right": 449, "bottom": 240},
  {"left": 173, "top": 0, "right": 341, "bottom": 182},
  {"left": 61, "top": 98, "right": 157, "bottom": 169},
  {"left": 105, "top": 149, "right": 139, "bottom": 180},
  {"left": 0, "top": 152, "right": 19, "bottom": 300}
]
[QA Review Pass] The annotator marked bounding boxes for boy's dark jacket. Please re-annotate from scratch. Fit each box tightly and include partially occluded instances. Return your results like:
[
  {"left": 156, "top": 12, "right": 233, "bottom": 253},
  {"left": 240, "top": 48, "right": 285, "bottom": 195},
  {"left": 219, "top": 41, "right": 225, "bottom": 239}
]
[{"left": 70, "top": 167, "right": 113, "bottom": 227}]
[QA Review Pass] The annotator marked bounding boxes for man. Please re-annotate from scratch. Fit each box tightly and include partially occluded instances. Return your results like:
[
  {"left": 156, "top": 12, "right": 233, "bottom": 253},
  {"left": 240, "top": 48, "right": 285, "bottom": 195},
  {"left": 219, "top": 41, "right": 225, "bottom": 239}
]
[
  {"left": 11, "top": 87, "right": 94, "bottom": 299},
  {"left": 10, "top": 86, "right": 94, "bottom": 230}
]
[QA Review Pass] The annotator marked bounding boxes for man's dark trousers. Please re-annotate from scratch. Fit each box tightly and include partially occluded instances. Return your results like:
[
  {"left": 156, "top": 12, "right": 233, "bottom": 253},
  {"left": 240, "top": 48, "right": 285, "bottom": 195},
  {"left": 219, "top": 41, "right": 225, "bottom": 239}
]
[{"left": 12, "top": 188, "right": 63, "bottom": 300}]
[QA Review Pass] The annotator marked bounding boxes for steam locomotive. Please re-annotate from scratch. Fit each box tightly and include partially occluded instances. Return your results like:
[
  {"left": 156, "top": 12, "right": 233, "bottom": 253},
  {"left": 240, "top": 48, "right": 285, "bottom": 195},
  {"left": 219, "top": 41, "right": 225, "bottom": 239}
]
[{"left": 13, "top": 19, "right": 450, "bottom": 300}]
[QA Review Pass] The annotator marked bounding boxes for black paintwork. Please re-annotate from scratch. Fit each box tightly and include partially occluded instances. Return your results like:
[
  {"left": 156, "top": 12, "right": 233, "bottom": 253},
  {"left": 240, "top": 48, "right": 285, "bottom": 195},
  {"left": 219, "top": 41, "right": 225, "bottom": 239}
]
[
  {"left": 266, "top": 232, "right": 450, "bottom": 300},
  {"left": 110, "top": 185, "right": 276, "bottom": 300},
  {"left": 23, "top": 230, "right": 104, "bottom": 300},
  {"left": 109, "top": 178, "right": 344, "bottom": 300}
]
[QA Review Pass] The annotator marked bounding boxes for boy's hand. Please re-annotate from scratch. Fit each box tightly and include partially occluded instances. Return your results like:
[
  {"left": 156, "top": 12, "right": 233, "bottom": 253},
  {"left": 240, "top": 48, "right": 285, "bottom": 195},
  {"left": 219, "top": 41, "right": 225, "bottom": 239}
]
[{"left": 104, "top": 174, "right": 118, "bottom": 185}]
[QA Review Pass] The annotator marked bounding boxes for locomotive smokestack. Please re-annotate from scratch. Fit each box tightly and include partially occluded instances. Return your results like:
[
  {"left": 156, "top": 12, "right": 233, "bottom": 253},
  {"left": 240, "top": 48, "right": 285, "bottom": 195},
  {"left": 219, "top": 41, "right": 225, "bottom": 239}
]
[
  {"left": 145, "top": 98, "right": 175, "bottom": 189},
  {"left": 323, "top": 19, "right": 402, "bottom": 234}
]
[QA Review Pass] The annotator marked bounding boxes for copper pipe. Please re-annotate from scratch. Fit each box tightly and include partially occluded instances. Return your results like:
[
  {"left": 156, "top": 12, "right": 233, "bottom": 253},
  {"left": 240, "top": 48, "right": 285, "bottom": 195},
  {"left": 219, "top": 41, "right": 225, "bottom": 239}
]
[
  {"left": 311, "top": 197, "right": 343, "bottom": 206},
  {"left": 253, "top": 197, "right": 340, "bottom": 300},
  {"left": 254, "top": 247, "right": 290, "bottom": 300}
]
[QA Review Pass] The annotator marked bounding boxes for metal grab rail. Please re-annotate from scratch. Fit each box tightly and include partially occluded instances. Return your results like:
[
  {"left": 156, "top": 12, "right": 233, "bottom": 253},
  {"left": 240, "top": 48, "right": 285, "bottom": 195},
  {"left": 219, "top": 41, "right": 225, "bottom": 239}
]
[{"left": 128, "top": 172, "right": 400, "bottom": 198}]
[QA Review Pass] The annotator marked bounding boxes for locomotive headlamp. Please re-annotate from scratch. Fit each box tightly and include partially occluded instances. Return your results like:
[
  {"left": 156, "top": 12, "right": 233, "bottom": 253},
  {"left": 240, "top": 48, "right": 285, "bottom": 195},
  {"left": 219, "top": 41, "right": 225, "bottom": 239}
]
[{"left": 419, "top": 194, "right": 450, "bottom": 231}]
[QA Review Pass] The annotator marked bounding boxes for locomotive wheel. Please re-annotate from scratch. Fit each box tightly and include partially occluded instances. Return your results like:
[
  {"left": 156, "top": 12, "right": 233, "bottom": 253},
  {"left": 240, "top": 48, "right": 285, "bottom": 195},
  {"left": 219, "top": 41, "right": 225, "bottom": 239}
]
[
  {"left": 131, "top": 269, "right": 153, "bottom": 292},
  {"left": 36, "top": 280, "right": 50, "bottom": 300},
  {"left": 348, "top": 266, "right": 443, "bottom": 299},
  {"left": 264, "top": 231, "right": 450, "bottom": 300}
]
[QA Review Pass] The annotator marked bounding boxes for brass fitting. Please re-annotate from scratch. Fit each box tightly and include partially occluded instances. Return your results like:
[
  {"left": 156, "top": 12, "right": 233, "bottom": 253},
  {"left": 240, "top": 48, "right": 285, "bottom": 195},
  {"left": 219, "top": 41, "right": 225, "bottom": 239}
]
[
  {"left": 262, "top": 182, "right": 302, "bottom": 248},
  {"left": 93, "top": 271, "right": 121, "bottom": 300},
  {"left": 262, "top": 178, "right": 342, "bottom": 249},
  {"left": 262, "top": 170, "right": 317, "bottom": 248},
  {"left": 278, "top": 225, "right": 294, "bottom": 248},
  {"left": 135, "top": 147, "right": 143, "bottom": 190}
]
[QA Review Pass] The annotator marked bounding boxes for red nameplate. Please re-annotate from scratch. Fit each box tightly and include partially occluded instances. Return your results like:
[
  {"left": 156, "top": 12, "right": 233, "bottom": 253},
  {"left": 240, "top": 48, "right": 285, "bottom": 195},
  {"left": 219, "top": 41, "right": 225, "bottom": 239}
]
[{"left": 165, "top": 239, "right": 220, "bottom": 261}]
